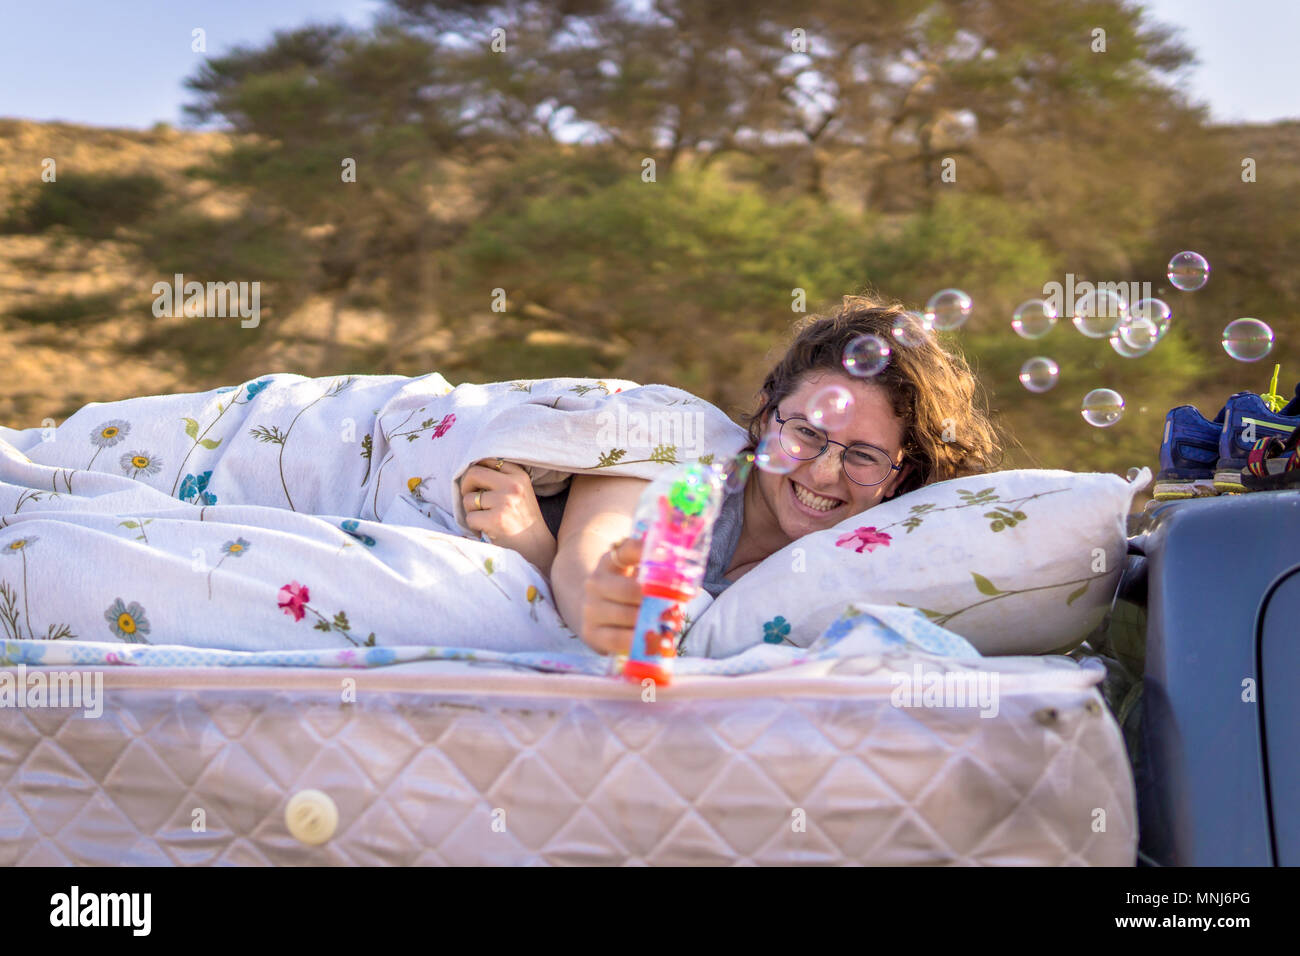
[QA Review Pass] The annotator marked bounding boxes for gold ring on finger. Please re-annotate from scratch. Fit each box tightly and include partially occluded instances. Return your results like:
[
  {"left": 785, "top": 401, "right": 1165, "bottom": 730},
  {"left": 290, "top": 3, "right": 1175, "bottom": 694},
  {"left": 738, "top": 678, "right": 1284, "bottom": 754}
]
[{"left": 475, "top": 490, "right": 484, "bottom": 511}]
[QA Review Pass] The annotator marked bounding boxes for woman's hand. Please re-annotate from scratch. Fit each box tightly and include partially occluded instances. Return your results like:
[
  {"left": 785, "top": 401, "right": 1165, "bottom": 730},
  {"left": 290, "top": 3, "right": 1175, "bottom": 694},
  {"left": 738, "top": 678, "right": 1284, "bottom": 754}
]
[
  {"left": 578, "top": 536, "right": 644, "bottom": 655},
  {"left": 547, "top": 473, "right": 650, "bottom": 652},
  {"left": 460, "top": 459, "right": 557, "bottom": 574}
]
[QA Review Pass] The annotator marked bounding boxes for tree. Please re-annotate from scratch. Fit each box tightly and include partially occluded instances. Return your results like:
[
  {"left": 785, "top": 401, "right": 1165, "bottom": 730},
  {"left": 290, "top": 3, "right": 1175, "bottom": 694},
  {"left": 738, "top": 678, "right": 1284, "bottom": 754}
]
[{"left": 155, "top": 21, "right": 485, "bottom": 371}]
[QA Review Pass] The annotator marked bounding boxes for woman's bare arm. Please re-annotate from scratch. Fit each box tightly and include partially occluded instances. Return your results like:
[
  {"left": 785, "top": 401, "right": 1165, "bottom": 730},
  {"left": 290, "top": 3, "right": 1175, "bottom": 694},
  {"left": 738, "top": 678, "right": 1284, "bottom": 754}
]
[{"left": 550, "top": 473, "right": 648, "bottom": 652}]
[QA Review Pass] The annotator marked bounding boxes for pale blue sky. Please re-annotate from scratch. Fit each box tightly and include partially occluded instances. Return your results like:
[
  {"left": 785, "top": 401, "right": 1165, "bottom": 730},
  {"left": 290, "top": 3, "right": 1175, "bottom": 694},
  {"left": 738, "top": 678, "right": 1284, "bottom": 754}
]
[
  {"left": 0, "top": 0, "right": 385, "bottom": 127},
  {"left": 0, "top": 0, "right": 1294, "bottom": 128},
  {"left": 1143, "top": 0, "right": 1300, "bottom": 123}
]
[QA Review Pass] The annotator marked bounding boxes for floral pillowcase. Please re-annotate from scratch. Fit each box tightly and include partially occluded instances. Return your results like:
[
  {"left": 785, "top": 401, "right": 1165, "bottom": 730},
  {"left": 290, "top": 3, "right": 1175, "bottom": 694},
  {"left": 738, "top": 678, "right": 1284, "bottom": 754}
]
[{"left": 687, "top": 469, "right": 1145, "bottom": 658}]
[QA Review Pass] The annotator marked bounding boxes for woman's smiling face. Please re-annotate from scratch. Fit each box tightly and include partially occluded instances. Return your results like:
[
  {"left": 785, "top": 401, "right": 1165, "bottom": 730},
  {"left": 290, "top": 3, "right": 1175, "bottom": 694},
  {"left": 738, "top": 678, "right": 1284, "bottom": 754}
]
[{"left": 752, "top": 369, "right": 911, "bottom": 541}]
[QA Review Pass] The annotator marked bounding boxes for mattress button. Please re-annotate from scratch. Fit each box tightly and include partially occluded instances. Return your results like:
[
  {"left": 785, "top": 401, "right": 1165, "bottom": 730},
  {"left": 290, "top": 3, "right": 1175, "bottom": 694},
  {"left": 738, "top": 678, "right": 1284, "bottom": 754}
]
[{"left": 286, "top": 790, "right": 339, "bottom": 846}]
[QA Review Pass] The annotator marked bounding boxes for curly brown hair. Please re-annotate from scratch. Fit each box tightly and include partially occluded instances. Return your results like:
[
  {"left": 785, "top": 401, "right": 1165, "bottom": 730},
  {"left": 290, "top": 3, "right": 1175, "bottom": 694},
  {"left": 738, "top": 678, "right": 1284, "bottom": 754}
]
[{"left": 743, "top": 295, "right": 1006, "bottom": 499}]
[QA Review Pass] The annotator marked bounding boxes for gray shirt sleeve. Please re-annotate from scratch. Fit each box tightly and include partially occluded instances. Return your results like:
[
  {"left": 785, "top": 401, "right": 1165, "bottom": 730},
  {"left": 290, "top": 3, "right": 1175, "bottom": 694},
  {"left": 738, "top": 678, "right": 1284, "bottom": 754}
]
[{"left": 699, "top": 483, "right": 745, "bottom": 598}]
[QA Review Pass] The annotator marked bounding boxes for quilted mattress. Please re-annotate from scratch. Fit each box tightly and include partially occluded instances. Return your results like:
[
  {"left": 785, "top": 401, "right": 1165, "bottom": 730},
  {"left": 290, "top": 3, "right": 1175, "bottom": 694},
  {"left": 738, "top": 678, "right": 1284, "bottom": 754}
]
[{"left": 0, "top": 657, "right": 1137, "bottom": 865}]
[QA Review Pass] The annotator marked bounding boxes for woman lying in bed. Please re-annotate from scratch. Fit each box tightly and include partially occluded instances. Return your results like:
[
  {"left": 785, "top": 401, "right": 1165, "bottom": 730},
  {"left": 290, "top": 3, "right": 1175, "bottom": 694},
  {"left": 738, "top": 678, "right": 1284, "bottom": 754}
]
[{"left": 461, "top": 296, "right": 1003, "bottom": 655}]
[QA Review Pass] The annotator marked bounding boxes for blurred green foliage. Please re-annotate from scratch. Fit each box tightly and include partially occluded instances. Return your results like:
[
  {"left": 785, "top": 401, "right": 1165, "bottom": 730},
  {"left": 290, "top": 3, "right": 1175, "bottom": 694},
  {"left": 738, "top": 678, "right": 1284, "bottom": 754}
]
[
  {"left": 2, "top": 173, "right": 165, "bottom": 239},
  {"left": 4, "top": 0, "right": 1297, "bottom": 484},
  {"left": 5, "top": 291, "right": 126, "bottom": 326}
]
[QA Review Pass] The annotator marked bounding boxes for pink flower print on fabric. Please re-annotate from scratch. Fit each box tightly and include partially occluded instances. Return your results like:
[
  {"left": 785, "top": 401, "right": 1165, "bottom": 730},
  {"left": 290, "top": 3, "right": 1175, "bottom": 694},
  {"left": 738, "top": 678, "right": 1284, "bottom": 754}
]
[
  {"left": 278, "top": 581, "right": 310, "bottom": 621},
  {"left": 431, "top": 414, "right": 456, "bottom": 439},
  {"left": 835, "top": 526, "right": 893, "bottom": 554}
]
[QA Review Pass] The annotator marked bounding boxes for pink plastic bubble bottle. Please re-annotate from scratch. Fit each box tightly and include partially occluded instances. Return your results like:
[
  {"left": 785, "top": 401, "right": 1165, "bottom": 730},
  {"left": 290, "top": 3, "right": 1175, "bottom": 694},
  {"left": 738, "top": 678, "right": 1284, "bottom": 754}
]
[{"left": 622, "top": 455, "right": 751, "bottom": 686}]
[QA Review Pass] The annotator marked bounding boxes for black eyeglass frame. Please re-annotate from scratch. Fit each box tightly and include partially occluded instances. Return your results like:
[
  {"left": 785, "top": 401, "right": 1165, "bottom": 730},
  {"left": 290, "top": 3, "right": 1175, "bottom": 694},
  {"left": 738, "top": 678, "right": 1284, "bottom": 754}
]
[{"left": 773, "top": 411, "right": 905, "bottom": 487}]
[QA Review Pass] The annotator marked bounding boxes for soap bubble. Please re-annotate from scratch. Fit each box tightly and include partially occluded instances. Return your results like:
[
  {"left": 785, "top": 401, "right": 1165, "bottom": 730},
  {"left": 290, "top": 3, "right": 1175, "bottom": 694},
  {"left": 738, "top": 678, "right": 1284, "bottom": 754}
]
[
  {"left": 1011, "top": 299, "right": 1058, "bottom": 339},
  {"left": 778, "top": 421, "right": 819, "bottom": 459},
  {"left": 925, "top": 289, "right": 972, "bottom": 331},
  {"left": 842, "top": 334, "right": 891, "bottom": 377},
  {"left": 1130, "top": 298, "right": 1172, "bottom": 341},
  {"left": 891, "top": 310, "right": 933, "bottom": 347},
  {"left": 1167, "top": 251, "right": 1210, "bottom": 292},
  {"left": 1110, "top": 330, "right": 1155, "bottom": 358},
  {"left": 1221, "top": 318, "right": 1274, "bottom": 362},
  {"left": 1114, "top": 314, "right": 1160, "bottom": 355},
  {"left": 1126, "top": 467, "right": 1142, "bottom": 482},
  {"left": 1081, "top": 388, "right": 1125, "bottom": 428},
  {"left": 723, "top": 452, "right": 755, "bottom": 493},
  {"left": 805, "top": 384, "right": 854, "bottom": 429},
  {"left": 755, "top": 433, "right": 797, "bottom": 474},
  {"left": 1072, "top": 289, "right": 1127, "bottom": 338},
  {"left": 1018, "top": 357, "right": 1060, "bottom": 393}
]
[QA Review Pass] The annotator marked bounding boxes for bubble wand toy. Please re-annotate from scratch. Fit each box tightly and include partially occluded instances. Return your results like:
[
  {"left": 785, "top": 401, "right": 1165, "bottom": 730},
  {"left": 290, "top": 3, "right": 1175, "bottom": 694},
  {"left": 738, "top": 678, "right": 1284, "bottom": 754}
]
[{"left": 622, "top": 455, "right": 749, "bottom": 686}]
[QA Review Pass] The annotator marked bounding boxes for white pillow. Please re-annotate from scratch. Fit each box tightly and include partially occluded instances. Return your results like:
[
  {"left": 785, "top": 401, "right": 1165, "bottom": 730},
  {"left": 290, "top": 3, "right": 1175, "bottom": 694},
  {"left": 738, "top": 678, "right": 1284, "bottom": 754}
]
[{"left": 688, "top": 468, "right": 1146, "bottom": 657}]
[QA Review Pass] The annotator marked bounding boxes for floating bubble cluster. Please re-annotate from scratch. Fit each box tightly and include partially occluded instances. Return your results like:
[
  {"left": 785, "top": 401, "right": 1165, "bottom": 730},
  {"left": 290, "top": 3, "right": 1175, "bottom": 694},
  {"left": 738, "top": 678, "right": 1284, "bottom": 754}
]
[
  {"left": 1072, "top": 289, "right": 1127, "bottom": 339},
  {"left": 1018, "top": 356, "right": 1060, "bottom": 393},
  {"left": 915, "top": 245, "right": 1277, "bottom": 437},
  {"left": 805, "top": 384, "right": 854, "bottom": 430},
  {"left": 1081, "top": 388, "right": 1125, "bottom": 427},
  {"left": 1222, "top": 318, "right": 1274, "bottom": 362},
  {"left": 925, "top": 289, "right": 972, "bottom": 331},
  {"left": 1167, "top": 251, "right": 1210, "bottom": 292},
  {"left": 841, "top": 334, "right": 891, "bottom": 378},
  {"left": 1011, "top": 299, "right": 1057, "bottom": 339}
]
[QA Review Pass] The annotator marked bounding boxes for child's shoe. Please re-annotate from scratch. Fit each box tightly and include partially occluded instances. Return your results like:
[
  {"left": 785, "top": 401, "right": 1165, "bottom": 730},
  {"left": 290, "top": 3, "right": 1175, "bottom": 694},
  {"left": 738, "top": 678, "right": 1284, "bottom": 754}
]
[{"left": 1154, "top": 404, "right": 1223, "bottom": 500}]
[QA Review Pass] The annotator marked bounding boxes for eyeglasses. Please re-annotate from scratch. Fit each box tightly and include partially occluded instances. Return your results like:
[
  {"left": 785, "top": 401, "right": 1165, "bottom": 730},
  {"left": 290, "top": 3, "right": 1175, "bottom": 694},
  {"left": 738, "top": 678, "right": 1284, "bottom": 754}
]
[{"left": 773, "top": 412, "right": 904, "bottom": 487}]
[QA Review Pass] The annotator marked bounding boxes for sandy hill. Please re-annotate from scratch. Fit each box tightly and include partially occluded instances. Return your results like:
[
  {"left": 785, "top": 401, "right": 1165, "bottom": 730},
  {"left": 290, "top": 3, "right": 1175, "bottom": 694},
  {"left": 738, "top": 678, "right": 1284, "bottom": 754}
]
[{"left": 0, "top": 120, "right": 237, "bottom": 423}]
